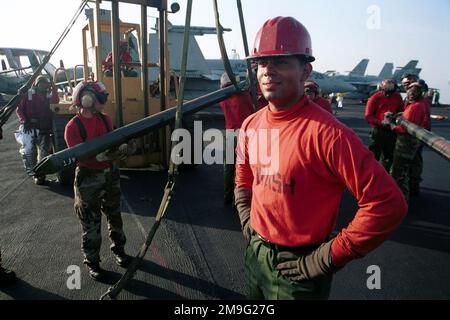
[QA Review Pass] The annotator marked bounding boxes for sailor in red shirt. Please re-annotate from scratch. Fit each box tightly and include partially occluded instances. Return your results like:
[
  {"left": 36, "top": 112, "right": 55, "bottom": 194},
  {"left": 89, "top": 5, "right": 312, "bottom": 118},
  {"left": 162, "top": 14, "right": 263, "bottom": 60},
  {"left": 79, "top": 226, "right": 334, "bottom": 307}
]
[
  {"left": 102, "top": 40, "right": 136, "bottom": 77},
  {"left": 65, "top": 80, "right": 131, "bottom": 281},
  {"left": 364, "top": 78, "right": 404, "bottom": 172},
  {"left": 15, "top": 75, "right": 59, "bottom": 184},
  {"left": 304, "top": 81, "right": 333, "bottom": 114},
  {"left": 234, "top": 16, "right": 407, "bottom": 300},
  {"left": 390, "top": 82, "right": 430, "bottom": 200},
  {"left": 219, "top": 73, "right": 254, "bottom": 204}
]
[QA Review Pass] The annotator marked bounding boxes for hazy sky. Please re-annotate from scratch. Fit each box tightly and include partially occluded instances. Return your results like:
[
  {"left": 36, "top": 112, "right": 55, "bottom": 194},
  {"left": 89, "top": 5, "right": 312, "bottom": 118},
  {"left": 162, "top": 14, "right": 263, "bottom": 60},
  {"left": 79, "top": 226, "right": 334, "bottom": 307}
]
[{"left": 1, "top": 0, "right": 449, "bottom": 102}]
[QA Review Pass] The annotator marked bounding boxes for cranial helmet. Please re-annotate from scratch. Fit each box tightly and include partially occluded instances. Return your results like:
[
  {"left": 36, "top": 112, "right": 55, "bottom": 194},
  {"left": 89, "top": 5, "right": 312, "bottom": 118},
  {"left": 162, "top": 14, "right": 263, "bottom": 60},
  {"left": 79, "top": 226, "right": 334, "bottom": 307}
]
[{"left": 72, "top": 80, "right": 109, "bottom": 108}]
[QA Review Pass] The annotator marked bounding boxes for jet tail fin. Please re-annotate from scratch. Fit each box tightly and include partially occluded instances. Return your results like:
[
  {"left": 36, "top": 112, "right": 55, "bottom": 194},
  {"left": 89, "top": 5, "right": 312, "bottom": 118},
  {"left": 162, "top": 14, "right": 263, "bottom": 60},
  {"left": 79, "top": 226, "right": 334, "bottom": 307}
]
[
  {"left": 349, "top": 59, "right": 369, "bottom": 76},
  {"left": 378, "top": 63, "right": 393, "bottom": 79},
  {"left": 393, "top": 60, "right": 420, "bottom": 82}
]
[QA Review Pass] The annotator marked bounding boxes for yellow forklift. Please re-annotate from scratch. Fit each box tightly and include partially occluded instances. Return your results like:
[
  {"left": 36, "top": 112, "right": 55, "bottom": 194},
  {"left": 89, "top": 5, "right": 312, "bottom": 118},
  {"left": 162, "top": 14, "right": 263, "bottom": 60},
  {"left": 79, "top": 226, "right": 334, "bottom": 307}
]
[{"left": 50, "top": 0, "right": 179, "bottom": 184}]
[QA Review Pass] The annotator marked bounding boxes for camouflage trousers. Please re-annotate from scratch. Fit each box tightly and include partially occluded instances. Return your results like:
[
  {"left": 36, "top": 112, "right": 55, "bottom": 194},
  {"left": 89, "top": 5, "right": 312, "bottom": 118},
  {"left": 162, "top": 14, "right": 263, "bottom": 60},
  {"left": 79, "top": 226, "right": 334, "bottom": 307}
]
[
  {"left": 409, "top": 145, "right": 424, "bottom": 195},
  {"left": 390, "top": 134, "right": 421, "bottom": 201},
  {"left": 368, "top": 126, "right": 397, "bottom": 172},
  {"left": 73, "top": 165, "right": 126, "bottom": 264}
]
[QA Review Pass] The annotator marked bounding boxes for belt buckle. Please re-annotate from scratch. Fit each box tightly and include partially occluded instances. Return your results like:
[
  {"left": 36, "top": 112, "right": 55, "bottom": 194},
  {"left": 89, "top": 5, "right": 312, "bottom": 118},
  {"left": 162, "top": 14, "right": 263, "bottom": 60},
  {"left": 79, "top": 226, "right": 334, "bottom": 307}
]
[{"left": 256, "top": 232, "right": 271, "bottom": 244}]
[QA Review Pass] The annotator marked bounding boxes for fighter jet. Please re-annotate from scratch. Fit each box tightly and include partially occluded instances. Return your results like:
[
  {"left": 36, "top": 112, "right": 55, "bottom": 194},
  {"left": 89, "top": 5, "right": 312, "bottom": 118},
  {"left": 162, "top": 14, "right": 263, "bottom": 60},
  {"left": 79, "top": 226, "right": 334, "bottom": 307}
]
[
  {"left": 0, "top": 47, "right": 53, "bottom": 95},
  {"left": 328, "top": 59, "right": 421, "bottom": 100},
  {"left": 0, "top": 47, "right": 86, "bottom": 99}
]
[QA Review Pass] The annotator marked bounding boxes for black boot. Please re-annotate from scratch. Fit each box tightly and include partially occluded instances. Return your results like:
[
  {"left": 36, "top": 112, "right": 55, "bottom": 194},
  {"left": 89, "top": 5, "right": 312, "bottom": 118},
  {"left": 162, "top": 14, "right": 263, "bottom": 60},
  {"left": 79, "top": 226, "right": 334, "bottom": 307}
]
[
  {"left": 33, "top": 176, "right": 46, "bottom": 185},
  {"left": 86, "top": 262, "right": 106, "bottom": 281},
  {"left": 0, "top": 266, "right": 17, "bottom": 287},
  {"left": 113, "top": 251, "right": 131, "bottom": 268}
]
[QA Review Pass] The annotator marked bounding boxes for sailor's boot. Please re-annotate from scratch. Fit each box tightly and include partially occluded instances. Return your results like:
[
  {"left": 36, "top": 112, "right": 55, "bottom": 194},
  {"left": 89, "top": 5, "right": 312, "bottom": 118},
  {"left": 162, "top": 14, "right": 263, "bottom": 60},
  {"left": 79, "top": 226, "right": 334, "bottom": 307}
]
[
  {"left": 113, "top": 251, "right": 131, "bottom": 268},
  {"left": 0, "top": 266, "right": 17, "bottom": 287},
  {"left": 86, "top": 262, "right": 106, "bottom": 281}
]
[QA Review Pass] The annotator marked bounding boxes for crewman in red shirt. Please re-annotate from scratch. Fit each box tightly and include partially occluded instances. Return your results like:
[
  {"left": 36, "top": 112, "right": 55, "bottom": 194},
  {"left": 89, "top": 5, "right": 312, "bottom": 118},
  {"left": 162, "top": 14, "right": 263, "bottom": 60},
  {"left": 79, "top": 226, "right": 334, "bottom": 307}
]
[
  {"left": 65, "top": 81, "right": 131, "bottom": 281},
  {"left": 304, "top": 81, "right": 333, "bottom": 114},
  {"left": 234, "top": 16, "right": 407, "bottom": 300},
  {"left": 15, "top": 75, "right": 59, "bottom": 184},
  {"left": 390, "top": 82, "right": 430, "bottom": 200},
  {"left": 219, "top": 73, "right": 254, "bottom": 204},
  {"left": 102, "top": 40, "right": 136, "bottom": 77},
  {"left": 364, "top": 78, "right": 404, "bottom": 171},
  {"left": 400, "top": 75, "right": 430, "bottom": 196}
]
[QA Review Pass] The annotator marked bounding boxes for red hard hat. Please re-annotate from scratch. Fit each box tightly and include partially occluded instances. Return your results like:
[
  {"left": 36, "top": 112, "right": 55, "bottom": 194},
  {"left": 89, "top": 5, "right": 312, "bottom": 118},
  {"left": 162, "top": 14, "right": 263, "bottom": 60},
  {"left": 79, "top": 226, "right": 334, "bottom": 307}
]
[
  {"left": 73, "top": 80, "right": 109, "bottom": 107},
  {"left": 246, "top": 16, "right": 314, "bottom": 62},
  {"left": 305, "top": 81, "right": 319, "bottom": 92}
]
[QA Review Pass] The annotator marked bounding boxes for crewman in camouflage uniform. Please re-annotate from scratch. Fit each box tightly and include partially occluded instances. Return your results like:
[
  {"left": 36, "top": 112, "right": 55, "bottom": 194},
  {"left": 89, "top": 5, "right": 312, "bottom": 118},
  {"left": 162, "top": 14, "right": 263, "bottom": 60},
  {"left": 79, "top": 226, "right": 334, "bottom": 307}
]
[
  {"left": 64, "top": 81, "right": 131, "bottom": 281},
  {"left": 400, "top": 74, "right": 430, "bottom": 196},
  {"left": 409, "top": 79, "right": 431, "bottom": 196},
  {"left": 390, "top": 82, "right": 430, "bottom": 201}
]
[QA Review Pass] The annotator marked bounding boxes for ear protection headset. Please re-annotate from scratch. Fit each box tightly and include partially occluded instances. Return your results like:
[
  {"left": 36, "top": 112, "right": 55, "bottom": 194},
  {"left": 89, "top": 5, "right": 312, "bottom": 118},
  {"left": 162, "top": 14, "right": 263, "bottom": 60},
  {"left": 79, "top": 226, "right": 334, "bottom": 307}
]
[{"left": 80, "top": 91, "right": 97, "bottom": 109}]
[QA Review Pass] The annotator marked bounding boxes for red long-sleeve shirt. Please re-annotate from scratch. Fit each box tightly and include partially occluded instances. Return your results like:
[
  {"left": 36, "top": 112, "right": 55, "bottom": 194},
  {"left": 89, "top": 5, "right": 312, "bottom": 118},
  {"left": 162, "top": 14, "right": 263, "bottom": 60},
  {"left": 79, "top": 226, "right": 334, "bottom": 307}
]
[
  {"left": 235, "top": 95, "right": 407, "bottom": 267},
  {"left": 395, "top": 99, "right": 430, "bottom": 133},
  {"left": 365, "top": 91, "right": 404, "bottom": 128},
  {"left": 102, "top": 51, "right": 132, "bottom": 72},
  {"left": 16, "top": 84, "right": 59, "bottom": 130},
  {"left": 64, "top": 113, "right": 114, "bottom": 170},
  {"left": 219, "top": 92, "right": 254, "bottom": 130}
]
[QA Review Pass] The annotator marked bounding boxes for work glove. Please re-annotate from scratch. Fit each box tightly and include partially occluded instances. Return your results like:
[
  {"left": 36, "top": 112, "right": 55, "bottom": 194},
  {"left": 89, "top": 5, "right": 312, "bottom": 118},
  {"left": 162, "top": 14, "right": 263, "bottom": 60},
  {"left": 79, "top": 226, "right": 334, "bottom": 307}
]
[
  {"left": 276, "top": 239, "right": 335, "bottom": 281},
  {"left": 96, "top": 148, "right": 123, "bottom": 162},
  {"left": 381, "top": 111, "right": 394, "bottom": 128},
  {"left": 96, "top": 140, "right": 137, "bottom": 162},
  {"left": 234, "top": 187, "right": 253, "bottom": 243},
  {"left": 119, "top": 140, "right": 137, "bottom": 157}
]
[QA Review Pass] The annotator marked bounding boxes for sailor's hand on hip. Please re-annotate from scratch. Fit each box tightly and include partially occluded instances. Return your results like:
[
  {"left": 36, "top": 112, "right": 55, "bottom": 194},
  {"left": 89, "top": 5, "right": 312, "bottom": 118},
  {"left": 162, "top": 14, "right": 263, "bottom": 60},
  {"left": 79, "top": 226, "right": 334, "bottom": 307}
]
[{"left": 276, "top": 239, "right": 335, "bottom": 281}]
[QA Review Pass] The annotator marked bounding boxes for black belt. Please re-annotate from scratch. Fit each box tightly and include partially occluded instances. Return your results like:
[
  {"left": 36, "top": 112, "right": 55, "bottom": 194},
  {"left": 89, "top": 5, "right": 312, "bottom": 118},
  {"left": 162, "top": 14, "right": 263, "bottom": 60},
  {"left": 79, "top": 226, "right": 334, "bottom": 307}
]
[{"left": 253, "top": 231, "right": 319, "bottom": 253}]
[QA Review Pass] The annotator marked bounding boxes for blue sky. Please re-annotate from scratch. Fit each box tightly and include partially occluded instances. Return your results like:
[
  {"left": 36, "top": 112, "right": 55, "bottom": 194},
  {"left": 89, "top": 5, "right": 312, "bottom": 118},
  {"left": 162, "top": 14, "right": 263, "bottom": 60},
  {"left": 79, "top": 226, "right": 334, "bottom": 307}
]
[{"left": 1, "top": 0, "right": 449, "bottom": 102}]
